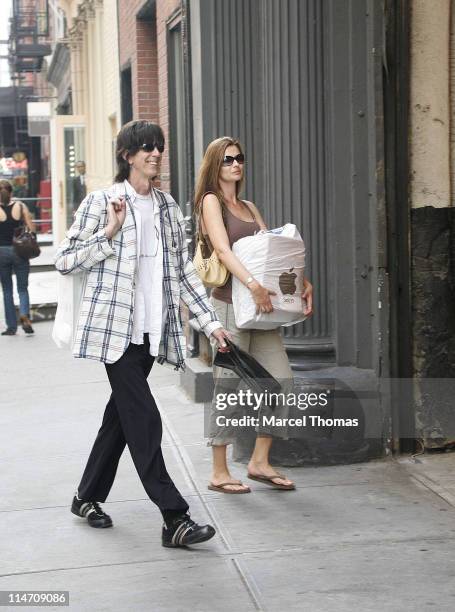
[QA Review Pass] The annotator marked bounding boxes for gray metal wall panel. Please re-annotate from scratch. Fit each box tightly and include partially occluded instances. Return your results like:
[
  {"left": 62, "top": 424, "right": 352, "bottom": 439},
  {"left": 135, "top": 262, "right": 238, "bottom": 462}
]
[
  {"left": 351, "top": 0, "right": 373, "bottom": 369},
  {"left": 262, "top": 0, "right": 331, "bottom": 347},
  {"left": 202, "top": 0, "right": 264, "bottom": 207},
  {"left": 324, "top": 0, "right": 381, "bottom": 369},
  {"left": 195, "top": 0, "right": 383, "bottom": 370},
  {"left": 199, "top": 0, "right": 332, "bottom": 350},
  {"left": 324, "top": 1, "right": 355, "bottom": 365}
]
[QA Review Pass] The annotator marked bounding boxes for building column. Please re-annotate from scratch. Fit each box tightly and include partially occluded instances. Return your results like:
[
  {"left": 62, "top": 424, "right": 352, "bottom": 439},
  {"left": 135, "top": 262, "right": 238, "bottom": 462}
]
[
  {"left": 410, "top": 0, "right": 450, "bottom": 207},
  {"left": 68, "top": 24, "right": 85, "bottom": 115},
  {"left": 409, "top": 0, "right": 455, "bottom": 446},
  {"left": 84, "top": 1, "right": 96, "bottom": 192},
  {"left": 92, "top": 0, "right": 111, "bottom": 189}
]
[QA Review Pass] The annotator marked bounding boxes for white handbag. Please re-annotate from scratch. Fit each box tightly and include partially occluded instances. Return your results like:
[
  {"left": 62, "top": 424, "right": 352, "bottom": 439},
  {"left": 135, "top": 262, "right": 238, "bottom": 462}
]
[{"left": 51, "top": 272, "right": 86, "bottom": 348}]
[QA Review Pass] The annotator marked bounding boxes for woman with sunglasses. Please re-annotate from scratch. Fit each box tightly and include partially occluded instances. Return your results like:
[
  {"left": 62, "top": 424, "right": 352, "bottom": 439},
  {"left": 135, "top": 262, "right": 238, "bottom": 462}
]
[{"left": 194, "top": 137, "right": 313, "bottom": 494}]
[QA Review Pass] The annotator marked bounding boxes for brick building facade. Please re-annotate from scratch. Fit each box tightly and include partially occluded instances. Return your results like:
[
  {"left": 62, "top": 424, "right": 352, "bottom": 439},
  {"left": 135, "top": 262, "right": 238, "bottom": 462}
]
[
  {"left": 32, "top": 0, "right": 455, "bottom": 458},
  {"left": 117, "top": 0, "right": 180, "bottom": 193}
]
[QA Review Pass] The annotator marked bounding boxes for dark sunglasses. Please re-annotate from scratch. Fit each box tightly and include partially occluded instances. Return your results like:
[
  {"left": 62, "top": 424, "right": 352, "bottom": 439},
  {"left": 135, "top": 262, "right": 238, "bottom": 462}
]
[
  {"left": 140, "top": 142, "right": 165, "bottom": 153},
  {"left": 222, "top": 153, "right": 245, "bottom": 166}
]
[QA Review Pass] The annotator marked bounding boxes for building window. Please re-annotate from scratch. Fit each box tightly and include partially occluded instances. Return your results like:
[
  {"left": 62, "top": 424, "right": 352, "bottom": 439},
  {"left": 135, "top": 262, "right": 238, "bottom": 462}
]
[
  {"left": 121, "top": 66, "right": 133, "bottom": 125},
  {"left": 168, "top": 23, "right": 188, "bottom": 209}
]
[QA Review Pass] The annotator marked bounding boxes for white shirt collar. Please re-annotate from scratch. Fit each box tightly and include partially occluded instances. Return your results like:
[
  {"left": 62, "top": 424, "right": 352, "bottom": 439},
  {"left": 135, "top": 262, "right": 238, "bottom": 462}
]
[{"left": 108, "top": 180, "right": 158, "bottom": 213}]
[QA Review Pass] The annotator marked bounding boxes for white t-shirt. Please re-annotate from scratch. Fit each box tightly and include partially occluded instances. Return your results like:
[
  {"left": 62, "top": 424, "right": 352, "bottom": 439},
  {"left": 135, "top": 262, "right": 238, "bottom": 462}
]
[{"left": 130, "top": 190, "right": 166, "bottom": 356}]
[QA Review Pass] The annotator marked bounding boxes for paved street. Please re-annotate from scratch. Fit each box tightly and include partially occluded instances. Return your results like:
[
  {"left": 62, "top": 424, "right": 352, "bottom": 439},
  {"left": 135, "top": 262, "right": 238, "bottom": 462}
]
[{"left": 1, "top": 322, "right": 455, "bottom": 611}]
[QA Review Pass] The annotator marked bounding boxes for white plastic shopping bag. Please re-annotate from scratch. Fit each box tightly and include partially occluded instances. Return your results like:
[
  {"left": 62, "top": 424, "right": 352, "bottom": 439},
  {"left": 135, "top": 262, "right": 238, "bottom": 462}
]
[
  {"left": 52, "top": 272, "right": 86, "bottom": 348},
  {"left": 232, "top": 224, "right": 307, "bottom": 329}
]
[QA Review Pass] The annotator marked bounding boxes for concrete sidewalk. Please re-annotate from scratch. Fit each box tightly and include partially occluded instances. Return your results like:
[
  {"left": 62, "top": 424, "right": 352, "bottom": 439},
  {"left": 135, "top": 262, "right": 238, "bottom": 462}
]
[{"left": 1, "top": 322, "right": 455, "bottom": 611}]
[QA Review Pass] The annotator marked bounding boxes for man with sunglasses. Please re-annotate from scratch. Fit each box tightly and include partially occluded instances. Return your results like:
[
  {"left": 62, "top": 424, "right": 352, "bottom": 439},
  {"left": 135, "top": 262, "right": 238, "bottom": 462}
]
[{"left": 54, "top": 120, "right": 230, "bottom": 548}]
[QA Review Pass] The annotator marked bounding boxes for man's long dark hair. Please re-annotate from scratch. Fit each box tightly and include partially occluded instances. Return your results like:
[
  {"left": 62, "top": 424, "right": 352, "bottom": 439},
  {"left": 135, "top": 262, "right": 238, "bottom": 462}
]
[{"left": 114, "top": 120, "right": 165, "bottom": 183}]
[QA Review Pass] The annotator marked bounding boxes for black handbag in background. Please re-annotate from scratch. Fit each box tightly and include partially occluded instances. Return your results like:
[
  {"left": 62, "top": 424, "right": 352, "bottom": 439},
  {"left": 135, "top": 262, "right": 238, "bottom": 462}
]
[
  {"left": 12, "top": 203, "right": 41, "bottom": 260},
  {"left": 213, "top": 338, "right": 282, "bottom": 396}
]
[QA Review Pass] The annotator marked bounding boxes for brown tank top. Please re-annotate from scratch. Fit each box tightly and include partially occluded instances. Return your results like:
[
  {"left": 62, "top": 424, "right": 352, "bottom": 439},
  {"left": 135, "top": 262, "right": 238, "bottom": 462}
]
[{"left": 211, "top": 203, "right": 260, "bottom": 304}]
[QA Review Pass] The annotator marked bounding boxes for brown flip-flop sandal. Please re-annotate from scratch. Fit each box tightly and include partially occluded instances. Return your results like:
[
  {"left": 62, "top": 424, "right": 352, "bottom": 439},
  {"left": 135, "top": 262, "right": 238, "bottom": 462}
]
[
  {"left": 247, "top": 471, "right": 295, "bottom": 490},
  {"left": 208, "top": 481, "right": 251, "bottom": 494}
]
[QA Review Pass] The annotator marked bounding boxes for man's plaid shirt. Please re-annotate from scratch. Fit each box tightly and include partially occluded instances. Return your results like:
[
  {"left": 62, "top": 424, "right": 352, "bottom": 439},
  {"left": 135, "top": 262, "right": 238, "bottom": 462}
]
[{"left": 54, "top": 180, "right": 222, "bottom": 369}]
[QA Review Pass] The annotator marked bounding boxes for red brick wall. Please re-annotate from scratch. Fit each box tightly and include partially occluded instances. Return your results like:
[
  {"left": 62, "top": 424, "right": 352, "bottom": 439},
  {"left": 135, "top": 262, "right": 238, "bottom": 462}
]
[
  {"left": 118, "top": 0, "right": 159, "bottom": 123},
  {"left": 117, "top": 0, "right": 180, "bottom": 192},
  {"left": 156, "top": 0, "right": 180, "bottom": 192}
]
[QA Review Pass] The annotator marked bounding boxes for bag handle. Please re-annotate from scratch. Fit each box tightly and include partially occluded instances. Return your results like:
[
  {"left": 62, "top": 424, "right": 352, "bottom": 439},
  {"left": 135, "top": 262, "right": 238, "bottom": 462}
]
[
  {"left": 197, "top": 191, "right": 227, "bottom": 247},
  {"left": 15, "top": 201, "right": 27, "bottom": 232},
  {"left": 20, "top": 202, "right": 27, "bottom": 227},
  {"left": 18, "top": 201, "right": 38, "bottom": 236}
]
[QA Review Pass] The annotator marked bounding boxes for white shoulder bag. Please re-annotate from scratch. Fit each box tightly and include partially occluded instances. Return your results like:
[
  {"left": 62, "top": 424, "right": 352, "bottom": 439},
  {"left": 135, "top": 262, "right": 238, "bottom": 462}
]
[{"left": 52, "top": 272, "right": 86, "bottom": 348}]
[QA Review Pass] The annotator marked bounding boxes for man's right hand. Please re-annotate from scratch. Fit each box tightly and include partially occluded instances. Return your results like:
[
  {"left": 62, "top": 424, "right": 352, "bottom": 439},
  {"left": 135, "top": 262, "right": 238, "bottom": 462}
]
[{"left": 105, "top": 197, "right": 126, "bottom": 239}]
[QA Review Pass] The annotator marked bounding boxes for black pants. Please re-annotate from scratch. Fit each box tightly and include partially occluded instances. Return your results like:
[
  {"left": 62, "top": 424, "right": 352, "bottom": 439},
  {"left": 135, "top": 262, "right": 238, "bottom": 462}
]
[{"left": 77, "top": 335, "right": 189, "bottom": 517}]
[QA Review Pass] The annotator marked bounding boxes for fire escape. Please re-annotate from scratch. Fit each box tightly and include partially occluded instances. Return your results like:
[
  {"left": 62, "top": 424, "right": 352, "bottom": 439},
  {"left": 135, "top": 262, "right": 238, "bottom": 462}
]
[
  {"left": 1, "top": 1, "right": 52, "bottom": 193},
  {"left": 8, "top": 0, "right": 51, "bottom": 76}
]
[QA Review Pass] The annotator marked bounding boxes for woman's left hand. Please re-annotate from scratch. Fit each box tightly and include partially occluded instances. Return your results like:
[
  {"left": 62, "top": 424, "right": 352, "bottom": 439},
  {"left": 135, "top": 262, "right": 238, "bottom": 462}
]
[{"left": 302, "top": 278, "right": 313, "bottom": 317}]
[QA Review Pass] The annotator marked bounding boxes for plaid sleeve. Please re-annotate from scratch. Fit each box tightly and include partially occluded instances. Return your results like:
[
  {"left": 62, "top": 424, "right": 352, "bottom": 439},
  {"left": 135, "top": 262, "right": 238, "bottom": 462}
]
[
  {"left": 174, "top": 204, "right": 223, "bottom": 337},
  {"left": 54, "top": 191, "right": 116, "bottom": 275}
]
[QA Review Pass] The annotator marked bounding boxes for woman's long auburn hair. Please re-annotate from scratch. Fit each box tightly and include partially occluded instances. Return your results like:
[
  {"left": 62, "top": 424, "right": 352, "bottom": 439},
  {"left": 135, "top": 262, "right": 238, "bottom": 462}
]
[
  {"left": 193, "top": 137, "right": 245, "bottom": 225},
  {"left": 0, "top": 179, "right": 13, "bottom": 206}
]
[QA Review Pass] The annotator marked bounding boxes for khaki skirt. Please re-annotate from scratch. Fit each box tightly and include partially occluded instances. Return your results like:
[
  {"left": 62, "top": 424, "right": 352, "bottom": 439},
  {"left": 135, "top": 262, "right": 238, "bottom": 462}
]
[{"left": 207, "top": 296, "right": 294, "bottom": 446}]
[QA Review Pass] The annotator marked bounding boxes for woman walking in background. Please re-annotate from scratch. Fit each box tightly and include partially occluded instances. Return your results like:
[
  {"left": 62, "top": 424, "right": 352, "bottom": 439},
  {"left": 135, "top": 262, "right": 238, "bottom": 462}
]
[
  {"left": 0, "top": 179, "right": 35, "bottom": 335},
  {"left": 194, "top": 137, "right": 313, "bottom": 494}
]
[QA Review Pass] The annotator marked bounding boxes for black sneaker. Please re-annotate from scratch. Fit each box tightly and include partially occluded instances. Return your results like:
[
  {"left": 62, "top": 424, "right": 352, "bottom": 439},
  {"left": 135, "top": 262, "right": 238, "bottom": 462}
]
[
  {"left": 162, "top": 514, "right": 216, "bottom": 548},
  {"left": 71, "top": 495, "right": 113, "bottom": 528},
  {"left": 1, "top": 328, "right": 16, "bottom": 336}
]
